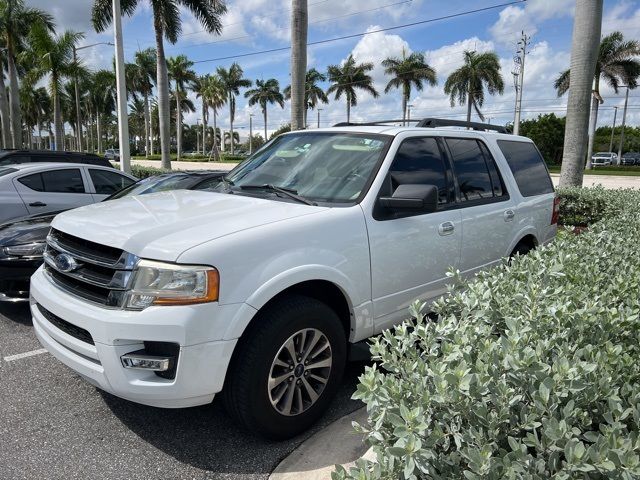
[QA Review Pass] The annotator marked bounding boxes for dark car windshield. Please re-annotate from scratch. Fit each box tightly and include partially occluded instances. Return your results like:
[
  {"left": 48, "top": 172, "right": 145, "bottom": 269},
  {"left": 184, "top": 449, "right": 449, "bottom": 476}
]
[
  {"left": 106, "top": 174, "right": 200, "bottom": 200},
  {"left": 223, "top": 132, "right": 390, "bottom": 203}
]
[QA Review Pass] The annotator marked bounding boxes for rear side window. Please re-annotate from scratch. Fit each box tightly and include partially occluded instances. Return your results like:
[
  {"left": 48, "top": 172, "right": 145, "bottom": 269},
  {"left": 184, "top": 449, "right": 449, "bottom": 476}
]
[
  {"left": 445, "top": 138, "right": 494, "bottom": 202},
  {"left": 497, "top": 140, "right": 554, "bottom": 197},
  {"left": 36, "top": 169, "right": 86, "bottom": 193},
  {"left": 18, "top": 173, "right": 45, "bottom": 191},
  {"left": 389, "top": 137, "right": 449, "bottom": 204},
  {"left": 89, "top": 169, "right": 135, "bottom": 194}
]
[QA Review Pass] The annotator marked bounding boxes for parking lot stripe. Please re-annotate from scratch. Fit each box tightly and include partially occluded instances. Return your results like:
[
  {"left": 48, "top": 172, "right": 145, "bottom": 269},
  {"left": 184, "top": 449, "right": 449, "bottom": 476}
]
[{"left": 3, "top": 348, "right": 48, "bottom": 362}]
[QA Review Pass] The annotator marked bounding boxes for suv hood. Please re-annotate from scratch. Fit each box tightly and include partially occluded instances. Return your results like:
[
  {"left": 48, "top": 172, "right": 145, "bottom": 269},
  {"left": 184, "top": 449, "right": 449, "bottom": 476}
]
[{"left": 52, "top": 190, "right": 326, "bottom": 261}]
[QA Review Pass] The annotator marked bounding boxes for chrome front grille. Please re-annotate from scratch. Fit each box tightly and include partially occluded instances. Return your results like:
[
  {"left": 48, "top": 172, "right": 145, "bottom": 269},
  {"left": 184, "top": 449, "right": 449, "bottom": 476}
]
[{"left": 43, "top": 228, "right": 139, "bottom": 307}]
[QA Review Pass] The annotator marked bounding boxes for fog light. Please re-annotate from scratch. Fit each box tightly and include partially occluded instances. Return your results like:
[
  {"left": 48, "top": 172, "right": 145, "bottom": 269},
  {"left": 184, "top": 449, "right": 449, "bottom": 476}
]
[{"left": 121, "top": 350, "right": 174, "bottom": 372}]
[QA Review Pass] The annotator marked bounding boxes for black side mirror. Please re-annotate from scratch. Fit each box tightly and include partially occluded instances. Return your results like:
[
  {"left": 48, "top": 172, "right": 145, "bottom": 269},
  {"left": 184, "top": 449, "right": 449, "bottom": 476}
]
[{"left": 379, "top": 184, "right": 439, "bottom": 213}]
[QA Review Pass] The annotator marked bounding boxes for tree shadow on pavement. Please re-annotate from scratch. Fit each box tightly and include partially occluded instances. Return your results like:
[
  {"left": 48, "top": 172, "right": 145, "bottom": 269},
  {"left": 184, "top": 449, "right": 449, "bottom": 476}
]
[{"left": 101, "top": 361, "right": 368, "bottom": 477}]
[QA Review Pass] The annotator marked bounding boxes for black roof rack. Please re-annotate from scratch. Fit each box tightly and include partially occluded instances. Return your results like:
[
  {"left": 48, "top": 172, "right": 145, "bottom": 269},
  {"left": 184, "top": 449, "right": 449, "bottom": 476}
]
[{"left": 333, "top": 117, "right": 510, "bottom": 134}]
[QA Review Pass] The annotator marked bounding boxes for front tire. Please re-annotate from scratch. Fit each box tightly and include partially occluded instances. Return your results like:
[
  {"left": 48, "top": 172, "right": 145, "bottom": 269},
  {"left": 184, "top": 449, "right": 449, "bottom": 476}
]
[{"left": 223, "top": 294, "right": 347, "bottom": 440}]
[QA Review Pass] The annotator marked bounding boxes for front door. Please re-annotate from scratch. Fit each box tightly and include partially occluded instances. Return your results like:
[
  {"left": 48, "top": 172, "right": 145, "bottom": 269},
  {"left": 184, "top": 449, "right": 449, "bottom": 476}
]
[{"left": 365, "top": 136, "right": 462, "bottom": 333}]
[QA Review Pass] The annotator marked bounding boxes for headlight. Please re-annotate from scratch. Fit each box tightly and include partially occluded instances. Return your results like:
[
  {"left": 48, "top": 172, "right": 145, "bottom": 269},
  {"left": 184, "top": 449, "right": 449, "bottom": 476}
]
[
  {"left": 3, "top": 242, "right": 46, "bottom": 258},
  {"left": 125, "top": 260, "right": 219, "bottom": 310}
]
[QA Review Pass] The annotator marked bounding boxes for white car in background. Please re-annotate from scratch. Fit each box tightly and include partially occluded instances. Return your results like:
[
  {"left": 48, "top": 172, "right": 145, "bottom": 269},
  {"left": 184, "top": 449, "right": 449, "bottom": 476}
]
[
  {"left": 31, "top": 118, "right": 558, "bottom": 439},
  {"left": 104, "top": 149, "right": 120, "bottom": 161},
  {"left": 0, "top": 163, "right": 136, "bottom": 224},
  {"left": 591, "top": 151, "right": 617, "bottom": 166}
]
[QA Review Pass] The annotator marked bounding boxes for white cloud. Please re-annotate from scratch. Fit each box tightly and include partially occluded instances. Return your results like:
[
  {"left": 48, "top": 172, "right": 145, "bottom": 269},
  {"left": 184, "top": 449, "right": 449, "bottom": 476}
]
[
  {"left": 490, "top": 0, "right": 574, "bottom": 45},
  {"left": 602, "top": 1, "right": 640, "bottom": 35}
]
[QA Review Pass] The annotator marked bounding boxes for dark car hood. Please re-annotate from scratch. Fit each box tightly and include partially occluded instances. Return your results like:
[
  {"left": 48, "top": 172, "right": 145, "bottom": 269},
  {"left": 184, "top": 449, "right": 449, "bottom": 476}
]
[{"left": 0, "top": 211, "right": 62, "bottom": 246}]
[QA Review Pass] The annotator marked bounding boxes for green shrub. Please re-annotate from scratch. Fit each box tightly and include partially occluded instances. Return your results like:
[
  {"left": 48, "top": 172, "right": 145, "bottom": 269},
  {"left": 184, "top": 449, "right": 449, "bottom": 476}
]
[
  {"left": 130, "top": 165, "right": 167, "bottom": 179},
  {"left": 334, "top": 188, "right": 640, "bottom": 480}
]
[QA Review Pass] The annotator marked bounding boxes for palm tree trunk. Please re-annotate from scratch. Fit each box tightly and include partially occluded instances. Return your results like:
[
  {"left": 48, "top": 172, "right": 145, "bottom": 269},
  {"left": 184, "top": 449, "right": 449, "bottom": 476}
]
[
  {"left": 7, "top": 39, "right": 22, "bottom": 148},
  {"left": 0, "top": 62, "right": 11, "bottom": 149},
  {"left": 97, "top": 113, "right": 103, "bottom": 153},
  {"left": 559, "top": 0, "right": 603, "bottom": 187},
  {"left": 202, "top": 102, "right": 207, "bottom": 156},
  {"left": 176, "top": 91, "right": 182, "bottom": 161},
  {"left": 402, "top": 83, "right": 408, "bottom": 126},
  {"left": 36, "top": 112, "right": 42, "bottom": 149},
  {"left": 154, "top": 22, "right": 172, "bottom": 169},
  {"left": 466, "top": 92, "right": 473, "bottom": 124},
  {"left": 143, "top": 92, "right": 150, "bottom": 157},
  {"left": 212, "top": 108, "right": 219, "bottom": 160},
  {"left": 290, "top": 0, "right": 308, "bottom": 130},
  {"left": 53, "top": 90, "right": 63, "bottom": 151},
  {"left": 229, "top": 92, "right": 235, "bottom": 155},
  {"left": 585, "top": 93, "right": 599, "bottom": 170},
  {"left": 264, "top": 108, "right": 268, "bottom": 141},
  {"left": 346, "top": 94, "right": 351, "bottom": 124}
]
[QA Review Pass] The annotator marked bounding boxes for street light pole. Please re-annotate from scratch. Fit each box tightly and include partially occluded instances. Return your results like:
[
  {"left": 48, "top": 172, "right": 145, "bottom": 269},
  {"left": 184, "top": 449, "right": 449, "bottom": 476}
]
[
  {"left": 609, "top": 106, "right": 618, "bottom": 154},
  {"left": 112, "top": 0, "right": 131, "bottom": 173},
  {"left": 317, "top": 108, "right": 323, "bottom": 128},
  {"left": 617, "top": 86, "right": 630, "bottom": 163}
]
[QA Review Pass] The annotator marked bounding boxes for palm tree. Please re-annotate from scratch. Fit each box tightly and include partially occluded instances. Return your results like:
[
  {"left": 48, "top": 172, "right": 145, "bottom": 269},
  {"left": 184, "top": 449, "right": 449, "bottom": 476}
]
[
  {"left": 0, "top": 0, "right": 54, "bottom": 148},
  {"left": 444, "top": 51, "right": 504, "bottom": 123},
  {"left": 20, "top": 82, "right": 49, "bottom": 148},
  {"left": 129, "top": 97, "right": 146, "bottom": 153},
  {"left": 554, "top": 31, "right": 640, "bottom": 170},
  {"left": 383, "top": 50, "right": 437, "bottom": 125},
  {"left": 0, "top": 47, "right": 12, "bottom": 148},
  {"left": 224, "top": 130, "right": 239, "bottom": 151},
  {"left": 203, "top": 75, "right": 226, "bottom": 158},
  {"left": 327, "top": 54, "right": 379, "bottom": 123},
  {"left": 89, "top": 69, "right": 116, "bottom": 154},
  {"left": 130, "top": 48, "right": 156, "bottom": 157},
  {"left": 217, "top": 63, "right": 251, "bottom": 155},
  {"left": 26, "top": 24, "right": 84, "bottom": 151},
  {"left": 167, "top": 55, "right": 196, "bottom": 161},
  {"left": 92, "top": 0, "right": 227, "bottom": 170},
  {"left": 284, "top": 68, "right": 328, "bottom": 127},
  {"left": 244, "top": 79, "right": 285, "bottom": 140},
  {"left": 290, "top": 0, "right": 308, "bottom": 130}
]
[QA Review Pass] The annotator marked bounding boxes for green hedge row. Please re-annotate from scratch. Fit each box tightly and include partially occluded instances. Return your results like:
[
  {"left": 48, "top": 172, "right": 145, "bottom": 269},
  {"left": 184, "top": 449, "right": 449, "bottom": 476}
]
[
  {"left": 131, "top": 154, "right": 244, "bottom": 163},
  {"left": 334, "top": 188, "right": 640, "bottom": 480}
]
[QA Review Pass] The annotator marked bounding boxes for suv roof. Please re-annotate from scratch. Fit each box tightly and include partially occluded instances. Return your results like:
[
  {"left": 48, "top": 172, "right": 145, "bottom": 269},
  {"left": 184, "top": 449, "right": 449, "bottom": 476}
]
[
  {"left": 2, "top": 162, "right": 117, "bottom": 172},
  {"left": 0, "top": 149, "right": 112, "bottom": 168}
]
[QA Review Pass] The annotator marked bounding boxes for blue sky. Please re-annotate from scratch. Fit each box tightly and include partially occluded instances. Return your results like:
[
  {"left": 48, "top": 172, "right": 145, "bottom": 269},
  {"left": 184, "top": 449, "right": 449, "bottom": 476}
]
[{"left": 30, "top": 0, "right": 640, "bottom": 136}]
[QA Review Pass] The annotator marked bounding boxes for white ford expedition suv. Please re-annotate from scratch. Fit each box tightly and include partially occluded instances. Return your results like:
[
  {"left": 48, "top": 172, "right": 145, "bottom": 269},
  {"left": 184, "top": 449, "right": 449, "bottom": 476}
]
[{"left": 31, "top": 119, "right": 557, "bottom": 439}]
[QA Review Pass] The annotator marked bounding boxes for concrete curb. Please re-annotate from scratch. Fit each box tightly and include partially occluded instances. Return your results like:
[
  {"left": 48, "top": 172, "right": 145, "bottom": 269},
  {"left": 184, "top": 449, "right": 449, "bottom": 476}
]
[{"left": 269, "top": 407, "right": 373, "bottom": 480}]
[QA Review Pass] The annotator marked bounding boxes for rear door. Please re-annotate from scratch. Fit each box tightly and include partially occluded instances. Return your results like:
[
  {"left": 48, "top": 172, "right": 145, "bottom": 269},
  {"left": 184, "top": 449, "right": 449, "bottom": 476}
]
[
  {"left": 13, "top": 167, "right": 94, "bottom": 216},
  {"left": 365, "top": 135, "right": 462, "bottom": 332},
  {"left": 443, "top": 137, "right": 517, "bottom": 274},
  {"left": 87, "top": 168, "right": 136, "bottom": 200}
]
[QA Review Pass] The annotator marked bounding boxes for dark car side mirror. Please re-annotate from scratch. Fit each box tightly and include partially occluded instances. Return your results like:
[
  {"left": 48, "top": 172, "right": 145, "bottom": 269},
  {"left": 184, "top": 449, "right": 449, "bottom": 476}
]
[{"left": 379, "top": 184, "right": 439, "bottom": 213}]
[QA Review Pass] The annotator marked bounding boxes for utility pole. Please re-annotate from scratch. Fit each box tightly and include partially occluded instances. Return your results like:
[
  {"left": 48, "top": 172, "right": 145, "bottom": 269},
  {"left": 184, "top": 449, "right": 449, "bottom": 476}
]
[
  {"left": 317, "top": 108, "right": 323, "bottom": 128},
  {"left": 249, "top": 114, "right": 254, "bottom": 154},
  {"left": 609, "top": 106, "right": 618, "bottom": 154},
  {"left": 617, "top": 86, "right": 629, "bottom": 162},
  {"left": 112, "top": 0, "right": 131, "bottom": 173},
  {"left": 512, "top": 32, "right": 530, "bottom": 135}
]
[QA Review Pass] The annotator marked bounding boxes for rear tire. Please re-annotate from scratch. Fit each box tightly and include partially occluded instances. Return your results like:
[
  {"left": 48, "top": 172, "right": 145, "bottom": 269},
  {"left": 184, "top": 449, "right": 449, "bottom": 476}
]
[
  {"left": 223, "top": 294, "right": 346, "bottom": 440},
  {"left": 510, "top": 242, "right": 532, "bottom": 259}
]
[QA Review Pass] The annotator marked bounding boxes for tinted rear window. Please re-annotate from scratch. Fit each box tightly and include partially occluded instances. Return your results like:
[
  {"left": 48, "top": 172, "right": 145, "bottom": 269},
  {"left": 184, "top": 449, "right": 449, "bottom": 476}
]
[{"left": 497, "top": 141, "right": 554, "bottom": 197}]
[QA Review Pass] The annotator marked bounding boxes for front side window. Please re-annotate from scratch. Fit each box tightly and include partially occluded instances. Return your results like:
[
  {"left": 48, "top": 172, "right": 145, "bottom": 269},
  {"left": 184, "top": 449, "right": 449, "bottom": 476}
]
[
  {"left": 446, "top": 138, "right": 494, "bottom": 202},
  {"left": 388, "top": 137, "right": 449, "bottom": 204},
  {"left": 89, "top": 169, "right": 135, "bottom": 195},
  {"left": 40, "top": 169, "right": 85, "bottom": 193},
  {"left": 224, "top": 132, "right": 391, "bottom": 203}
]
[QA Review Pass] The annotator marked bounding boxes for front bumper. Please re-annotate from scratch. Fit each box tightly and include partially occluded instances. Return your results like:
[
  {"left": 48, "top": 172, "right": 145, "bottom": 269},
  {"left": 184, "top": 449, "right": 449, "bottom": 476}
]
[{"left": 30, "top": 267, "right": 241, "bottom": 408}]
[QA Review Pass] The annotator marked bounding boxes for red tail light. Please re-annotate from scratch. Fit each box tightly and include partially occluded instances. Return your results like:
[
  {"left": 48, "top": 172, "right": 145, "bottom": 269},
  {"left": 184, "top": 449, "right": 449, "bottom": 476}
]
[{"left": 551, "top": 195, "right": 560, "bottom": 225}]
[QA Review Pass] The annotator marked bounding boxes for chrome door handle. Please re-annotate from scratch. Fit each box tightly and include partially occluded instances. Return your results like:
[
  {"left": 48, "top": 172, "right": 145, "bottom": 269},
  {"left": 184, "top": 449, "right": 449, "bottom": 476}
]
[
  {"left": 504, "top": 209, "right": 515, "bottom": 221},
  {"left": 438, "top": 221, "right": 455, "bottom": 236}
]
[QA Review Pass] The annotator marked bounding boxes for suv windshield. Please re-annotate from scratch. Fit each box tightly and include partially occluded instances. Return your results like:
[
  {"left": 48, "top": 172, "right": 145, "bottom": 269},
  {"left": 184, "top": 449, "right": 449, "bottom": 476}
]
[{"left": 223, "top": 132, "right": 390, "bottom": 203}]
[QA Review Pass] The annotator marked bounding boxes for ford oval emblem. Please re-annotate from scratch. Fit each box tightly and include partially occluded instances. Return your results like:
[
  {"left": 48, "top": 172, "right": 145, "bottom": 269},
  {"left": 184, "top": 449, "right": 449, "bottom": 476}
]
[{"left": 54, "top": 253, "right": 80, "bottom": 273}]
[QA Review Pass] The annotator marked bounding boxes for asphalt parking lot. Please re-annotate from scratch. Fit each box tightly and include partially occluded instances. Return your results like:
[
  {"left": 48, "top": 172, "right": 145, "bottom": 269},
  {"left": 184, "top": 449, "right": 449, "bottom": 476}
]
[{"left": 0, "top": 302, "right": 367, "bottom": 480}]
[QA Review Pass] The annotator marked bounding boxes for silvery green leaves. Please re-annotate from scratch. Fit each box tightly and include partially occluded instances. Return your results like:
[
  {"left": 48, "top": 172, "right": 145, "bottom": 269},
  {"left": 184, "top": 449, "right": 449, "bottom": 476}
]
[{"left": 334, "top": 188, "right": 640, "bottom": 480}]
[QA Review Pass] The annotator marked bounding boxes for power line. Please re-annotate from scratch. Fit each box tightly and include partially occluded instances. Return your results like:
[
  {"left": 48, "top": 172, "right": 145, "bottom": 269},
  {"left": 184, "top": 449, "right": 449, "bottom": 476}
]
[{"left": 192, "top": 0, "right": 527, "bottom": 64}]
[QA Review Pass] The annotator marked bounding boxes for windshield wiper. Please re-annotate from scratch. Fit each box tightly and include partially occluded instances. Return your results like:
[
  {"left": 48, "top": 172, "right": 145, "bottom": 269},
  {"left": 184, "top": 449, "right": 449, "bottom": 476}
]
[{"left": 238, "top": 184, "right": 317, "bottom": 206}]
